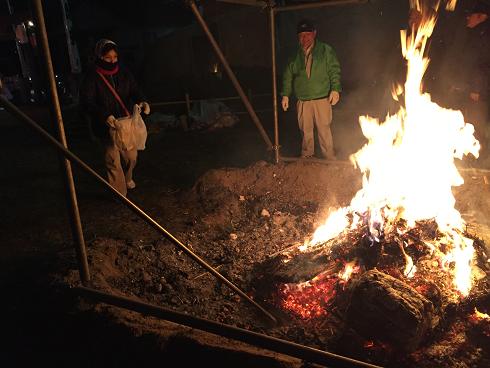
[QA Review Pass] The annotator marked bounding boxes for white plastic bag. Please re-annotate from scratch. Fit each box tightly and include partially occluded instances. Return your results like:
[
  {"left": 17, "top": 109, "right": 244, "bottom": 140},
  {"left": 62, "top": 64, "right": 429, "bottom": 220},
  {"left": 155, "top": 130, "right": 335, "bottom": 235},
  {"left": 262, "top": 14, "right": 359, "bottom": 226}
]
[
  {"left": 112, "top": 116, "right": 135, "bottom": 151},
  {"left": 111, "top": 105, "right": 147, "bottom": 151},
  {"left": 131, "top": 105, "right": 147, "bottom": 151}
]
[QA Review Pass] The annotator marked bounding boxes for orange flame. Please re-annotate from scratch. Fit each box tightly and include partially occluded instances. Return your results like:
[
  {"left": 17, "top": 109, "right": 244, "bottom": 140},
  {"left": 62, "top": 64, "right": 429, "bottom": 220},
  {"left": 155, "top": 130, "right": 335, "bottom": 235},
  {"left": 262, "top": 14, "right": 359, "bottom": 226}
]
[
  {"left": 339, "top": 261, "right": 359, "bottom": 282},
  {"left": 303, "top": 0, "right": 478, "bottom": 296}
]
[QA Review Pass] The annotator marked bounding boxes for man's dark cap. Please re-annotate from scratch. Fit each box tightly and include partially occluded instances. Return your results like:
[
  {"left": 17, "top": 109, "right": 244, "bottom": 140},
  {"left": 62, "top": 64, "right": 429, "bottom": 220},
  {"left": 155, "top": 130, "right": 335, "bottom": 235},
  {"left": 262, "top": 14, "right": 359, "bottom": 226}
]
[
  {"left": 472, "top": 0, "right": 490, "bottom": 15},
  {"left": 297, "top": 19, "right": 315, "bottom": 33}
]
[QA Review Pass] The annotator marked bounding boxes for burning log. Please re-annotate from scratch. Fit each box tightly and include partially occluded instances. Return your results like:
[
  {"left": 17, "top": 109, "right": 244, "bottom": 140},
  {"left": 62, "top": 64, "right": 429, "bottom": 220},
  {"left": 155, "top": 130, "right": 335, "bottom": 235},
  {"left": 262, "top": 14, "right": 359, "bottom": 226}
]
[
  {"left": 261, "top": 249, "right": 338, "bottom": 285},
  {"left": 249, "top": 239, "right": 349, "bottom": 309},
  {"left": 345, "top": 269, "right": 436, "bottom": 352}
]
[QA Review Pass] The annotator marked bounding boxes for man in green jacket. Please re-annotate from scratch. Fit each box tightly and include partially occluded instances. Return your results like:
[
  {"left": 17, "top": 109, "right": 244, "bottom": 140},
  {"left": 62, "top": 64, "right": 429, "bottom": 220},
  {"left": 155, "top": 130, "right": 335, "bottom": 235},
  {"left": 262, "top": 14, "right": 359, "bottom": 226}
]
[{"left": 281, "top": 19, "right": 341, "bottom": 160}]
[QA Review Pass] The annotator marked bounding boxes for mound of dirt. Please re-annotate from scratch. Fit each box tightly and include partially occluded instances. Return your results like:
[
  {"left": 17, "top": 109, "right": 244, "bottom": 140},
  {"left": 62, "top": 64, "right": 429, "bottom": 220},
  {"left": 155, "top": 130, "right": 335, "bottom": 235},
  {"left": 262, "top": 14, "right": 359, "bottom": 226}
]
[
  {"left": 63, "top": 160, "right": 490, "bottom": 367},
  {"left": 189, "top": 160, "right": 361, "bottom": 229}
]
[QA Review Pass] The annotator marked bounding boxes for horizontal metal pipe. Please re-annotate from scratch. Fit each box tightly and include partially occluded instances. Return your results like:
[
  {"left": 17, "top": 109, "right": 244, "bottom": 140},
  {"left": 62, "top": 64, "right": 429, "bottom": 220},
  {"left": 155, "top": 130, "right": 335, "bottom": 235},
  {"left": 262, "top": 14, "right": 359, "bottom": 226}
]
[
  {"left": 151, "top": 93, "right": 271, "bottom": 107},
  {"left": 216, "top": 0, "right": 267, "bottom": 7},
  {"left": 76, "top": 286, "right": 382, "bottom": 368},
  {"left": 274, "top": 0, "right": 367, "bottom": 13},
  {"left": 280, "top": 156, "right": 490, "bottom": 172},
  {"left": 235, "top": 109, "right": 272, "bottom": 115},
  {"left": 0, "top": 96, "right": 276, "bottom": 324},
  {"left": 280, "top": 156, "right": 351, "bottom": 165}
]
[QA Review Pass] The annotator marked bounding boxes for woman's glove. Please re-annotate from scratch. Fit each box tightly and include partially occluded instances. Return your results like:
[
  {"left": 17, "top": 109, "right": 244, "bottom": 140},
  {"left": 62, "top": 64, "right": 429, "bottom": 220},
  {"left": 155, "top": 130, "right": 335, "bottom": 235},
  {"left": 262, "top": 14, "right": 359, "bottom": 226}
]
[
  {"left": 106, "top": 115, "right": 117, "bottom": 128},
  {"left": 138, "top": 101, "right": 150, "bottom": 115}
]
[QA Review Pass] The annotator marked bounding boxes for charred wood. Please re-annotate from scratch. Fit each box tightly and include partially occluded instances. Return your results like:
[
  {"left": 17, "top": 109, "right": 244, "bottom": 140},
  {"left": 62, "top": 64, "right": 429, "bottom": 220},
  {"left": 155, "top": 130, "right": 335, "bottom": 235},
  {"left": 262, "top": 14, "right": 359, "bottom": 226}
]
[{"left": 345, "top": 269, "right": 436, "bottom": 352}]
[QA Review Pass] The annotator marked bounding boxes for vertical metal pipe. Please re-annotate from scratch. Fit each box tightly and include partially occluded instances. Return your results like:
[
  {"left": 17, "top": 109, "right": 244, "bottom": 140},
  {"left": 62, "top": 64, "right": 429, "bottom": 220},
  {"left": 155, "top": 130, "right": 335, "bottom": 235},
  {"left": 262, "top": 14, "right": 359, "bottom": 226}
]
[
  {"left": 185, "top": 92, "right": 191, "bottom": 116},
  {"left": 270, "top": 7, "right": 280, "bottom": 164},
  {"left": 32, "top": 0, "right": 90, "bottom": 284},
  {"left": 6, "top": 0, "right": 13, "bottom": 13},
  {"left": 188, "top": 0, "right": 274, "bottom": 151}
]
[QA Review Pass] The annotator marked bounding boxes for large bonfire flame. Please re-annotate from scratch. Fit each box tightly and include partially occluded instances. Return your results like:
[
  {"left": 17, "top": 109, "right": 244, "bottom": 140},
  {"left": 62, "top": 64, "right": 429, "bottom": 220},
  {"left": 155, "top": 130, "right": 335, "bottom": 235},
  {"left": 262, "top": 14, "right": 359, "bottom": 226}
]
[{"left": 295, "top": 0, "right": 480, "bottom": 307}]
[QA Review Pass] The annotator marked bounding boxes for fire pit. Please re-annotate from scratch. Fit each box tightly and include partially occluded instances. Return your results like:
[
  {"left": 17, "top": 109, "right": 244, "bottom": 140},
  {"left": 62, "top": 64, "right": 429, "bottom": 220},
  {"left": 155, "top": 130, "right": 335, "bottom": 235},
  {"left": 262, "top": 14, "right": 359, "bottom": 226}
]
[
  {"left": 249, "top": 2, "right": 490, "bottom": 365},
  {"left": 250, "top": 217, "right": 489, "bottom": 359},
  {"left": 72, "top": 158, "right": 490, "bottom": 367},
  {"left": 65, "top": 1, "right": 489, "bottom": 366}
]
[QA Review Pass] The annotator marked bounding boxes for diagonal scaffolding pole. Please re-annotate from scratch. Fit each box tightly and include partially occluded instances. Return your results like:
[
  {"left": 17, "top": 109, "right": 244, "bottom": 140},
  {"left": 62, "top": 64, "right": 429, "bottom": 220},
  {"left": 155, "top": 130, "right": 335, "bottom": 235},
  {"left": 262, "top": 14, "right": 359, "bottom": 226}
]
[
  {"left": 76, "top": 286, "right": 383, "bottom": 368},
  {"left": 32, "top": 0, "right": 89, "bottom": 284},
  {"left": 187, "top": 0, "right": 275, "bottom": 153},
  {"left": 0, "top": 96, "right": 276, "bottom": 324}
]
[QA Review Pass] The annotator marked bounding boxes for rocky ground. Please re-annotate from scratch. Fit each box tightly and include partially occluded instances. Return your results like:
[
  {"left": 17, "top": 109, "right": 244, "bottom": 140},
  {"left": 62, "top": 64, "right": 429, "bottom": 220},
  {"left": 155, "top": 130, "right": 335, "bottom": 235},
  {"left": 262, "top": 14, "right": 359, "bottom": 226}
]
[{"left": 1, "top": 104, "right": 489, "bottom": 367}]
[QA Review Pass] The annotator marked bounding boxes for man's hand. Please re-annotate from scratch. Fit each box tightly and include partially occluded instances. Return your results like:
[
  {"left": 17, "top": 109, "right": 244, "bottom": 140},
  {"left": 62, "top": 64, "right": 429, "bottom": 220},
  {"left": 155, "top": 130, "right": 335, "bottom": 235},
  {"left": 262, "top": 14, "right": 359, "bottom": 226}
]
[
  {"left": 106, "top": 115, "right": 117, "bottom": 128},
  {"left": 329, "top": 91, "right": 340, "bottom": 106},
  {"left": 470, "top": 92, "right": 480, "bottom": 102},
  {"left": 281, "top": 96, "right": 289, "bottom": 111}
]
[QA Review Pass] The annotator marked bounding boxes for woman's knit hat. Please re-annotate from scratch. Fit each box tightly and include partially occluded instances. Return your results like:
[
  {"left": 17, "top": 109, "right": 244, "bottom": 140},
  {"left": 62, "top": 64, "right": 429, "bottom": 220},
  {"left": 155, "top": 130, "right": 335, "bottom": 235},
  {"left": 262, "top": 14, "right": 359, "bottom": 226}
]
[{"left": 94, "top": 39, "right": 118, "bottom": 58}]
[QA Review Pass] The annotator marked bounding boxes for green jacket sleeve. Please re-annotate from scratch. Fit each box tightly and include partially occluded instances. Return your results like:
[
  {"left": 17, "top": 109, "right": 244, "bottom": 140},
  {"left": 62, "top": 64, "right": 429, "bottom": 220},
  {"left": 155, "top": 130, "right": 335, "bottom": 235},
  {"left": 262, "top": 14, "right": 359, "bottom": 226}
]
[
  {"left": 326, "top": 47, "right": 341, "bottom": 92},
  {"left": 281, "top": 59, "right": 294, "bottom": 97}
]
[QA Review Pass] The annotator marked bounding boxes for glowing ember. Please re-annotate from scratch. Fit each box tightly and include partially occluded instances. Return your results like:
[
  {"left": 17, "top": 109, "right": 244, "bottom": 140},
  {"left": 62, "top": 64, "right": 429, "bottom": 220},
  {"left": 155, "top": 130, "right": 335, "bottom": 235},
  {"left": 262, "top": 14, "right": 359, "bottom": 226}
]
[
  {"left": 469, "top": 308, "right": 490, "bottom": 338},
  {"left": 279, "top": 277, "right": 337, "bottom": 319},
  {"left": 364, "top": 340, "right": 375, "bottom": 348},
  {"left": 473, "top": 308, "right": 490, "bottom": 321},
  {"left": 301, "top": 0, "right": 479, "bottom": 297},
  {"left": 363, "top": 339, "right": 392, "bottom": 351}
]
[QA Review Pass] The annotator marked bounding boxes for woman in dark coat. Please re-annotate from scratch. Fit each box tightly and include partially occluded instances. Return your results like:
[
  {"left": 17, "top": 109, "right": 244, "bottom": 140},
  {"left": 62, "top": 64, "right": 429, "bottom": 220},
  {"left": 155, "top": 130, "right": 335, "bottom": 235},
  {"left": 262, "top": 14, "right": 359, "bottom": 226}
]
[{"left": 80, "top": 39, "right": 149, "bottom": 196}]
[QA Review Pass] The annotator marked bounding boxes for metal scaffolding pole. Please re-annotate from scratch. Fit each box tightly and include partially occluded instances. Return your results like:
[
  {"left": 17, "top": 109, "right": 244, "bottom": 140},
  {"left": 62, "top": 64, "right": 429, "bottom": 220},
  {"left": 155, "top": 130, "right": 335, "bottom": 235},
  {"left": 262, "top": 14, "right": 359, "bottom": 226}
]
[
  {"left": 281, "top": 156, "right": 351, "bottom": 165},
  {"left": 0, "top": 96, "right": 277, "bottom": 324},
  {"left": 76, "top": 286, "right": 383, "bottom": 368},
  {"left": 270, "top": 6, "right": 280, "bottom": 164},
  {"left": 274, "top": 0, "right": 367, "bottom": 13},
  {"left": 32, "top": 0, "right": 90, "bottom": 284},
  {"left": 187, "top": 0, "right": 274, "bottom": 152}
]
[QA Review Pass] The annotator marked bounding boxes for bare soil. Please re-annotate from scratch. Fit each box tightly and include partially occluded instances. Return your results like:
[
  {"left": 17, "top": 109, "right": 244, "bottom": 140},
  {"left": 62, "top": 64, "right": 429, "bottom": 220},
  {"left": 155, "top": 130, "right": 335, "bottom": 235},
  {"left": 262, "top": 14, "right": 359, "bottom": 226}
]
[{"left": 2, "top": 105, "right": 489, "bottom": 367}]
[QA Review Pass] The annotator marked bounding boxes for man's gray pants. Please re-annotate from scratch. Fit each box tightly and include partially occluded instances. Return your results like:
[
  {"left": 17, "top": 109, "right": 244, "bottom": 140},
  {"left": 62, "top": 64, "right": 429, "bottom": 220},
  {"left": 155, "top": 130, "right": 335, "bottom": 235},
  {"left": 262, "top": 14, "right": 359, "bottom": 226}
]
[{"left": 296, "top": 97, "right": 335, "bottom": 159}]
